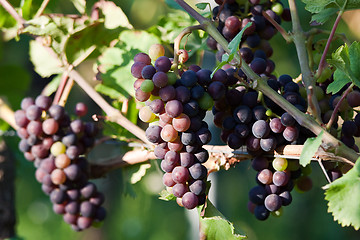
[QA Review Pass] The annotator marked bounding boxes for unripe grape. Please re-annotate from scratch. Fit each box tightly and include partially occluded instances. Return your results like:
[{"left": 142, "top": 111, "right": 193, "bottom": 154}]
[{"left": 149, "top": 44, "right": 165, "bottom": 61}]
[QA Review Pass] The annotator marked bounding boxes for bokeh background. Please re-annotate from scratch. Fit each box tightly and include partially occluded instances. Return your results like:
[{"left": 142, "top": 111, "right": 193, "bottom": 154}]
[{"left": 1, "top": 0, "right": 360, "bottom": 239}]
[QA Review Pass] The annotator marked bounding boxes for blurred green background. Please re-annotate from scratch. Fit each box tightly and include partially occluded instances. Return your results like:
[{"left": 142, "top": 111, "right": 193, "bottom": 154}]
[{"left": 1, "top": 0, "right": 360, "bottom": 239}]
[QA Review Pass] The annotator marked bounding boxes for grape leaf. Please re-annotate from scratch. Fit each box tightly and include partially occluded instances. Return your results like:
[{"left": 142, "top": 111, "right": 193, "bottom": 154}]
[
  {"left": 327, "top": 42, "right": 360, "bottom": 93},
  {"left": 199, "top": 199, "right": 246, "bottom": 240},
  {"left": 29, "top": 40, "right": 63, "bottom": 77},
  {"left": 299, "top": 131, "right": 324, "bottom": 167},
  {"left": 41, "top": 74, "right": 61, "bottom": 96},
  {"left": 97, "top": 31, "right": 159, "bottom": 99},
  {"left": 310, "top": 8, "right": 338, "bottom": 25},
  {"left": 70, "top": 0, "right": 86, "bottom": 14},
  {"left": 302, "top": 0, "right": 360, "bottom": 24},
  {"left": 159, "top": 189, "right": 176, "bottom": 201},
  {"left": 325, "top": 157, "right": 360, "bottom": 230},
  {"left": 302, "top": 0, "right": 360, "bottom": 13},
  {"left": 65, "top": 22, "right": 120, "bottom": 64},
  {"left": 99, "top": 1, "right": 133, "bottom": 29},
  {"left": 147, "top": 11, "right": 203, "bottom": 59},
  {"left": 228, "top": 22, "right": 252, "bottom": 55},
  {"left": 165, "top": 0, "right": 185, "bottom": 10},
  {"left": 196, "top": 3, "right": 210, "bottom": 10},
  {"left": 326, "top": 73, "right": 350, "bottom": 94},
  {"left": 211, "top": 22, "right": 251, "bottom": 77}
]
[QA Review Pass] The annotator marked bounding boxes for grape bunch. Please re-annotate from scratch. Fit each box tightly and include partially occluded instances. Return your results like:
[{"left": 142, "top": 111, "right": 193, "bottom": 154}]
[
  {"left": 132, "top": 44, "right": 214, "bottom": 209},
  {"left": 248, "top": 156, "right": 312, "bottom": 220},
  {"left": 14, "top": 96, "right": 105, "bottom": 231},
  {"left": 210, "top": 72, "right": 316, "bottom": 219},
  {"left": 208, "top": 0, "right": 291, "bottom": 79}
]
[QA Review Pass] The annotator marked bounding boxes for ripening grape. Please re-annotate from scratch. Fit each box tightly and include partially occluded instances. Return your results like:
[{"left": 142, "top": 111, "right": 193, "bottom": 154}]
[
  {"left": 272, "top": 157, "right": 288, "bottom": 171},
  {"left": 50, "top": 141, "right": 66, "bottom": 156},
  {"left": 51, "top": 168, "right": 67, "bottom": 185},
  {"left": 161, "top": 124, "right": 178, "bottom": 142},
  {"left": 149, "top": 44, "right": 165, "bottom": 61},
  {"left": 172, "top": 113, "right": 191, "bottom": 132},
  {"left": 139, "top": 106, "right": 156, "bottom": 123}
]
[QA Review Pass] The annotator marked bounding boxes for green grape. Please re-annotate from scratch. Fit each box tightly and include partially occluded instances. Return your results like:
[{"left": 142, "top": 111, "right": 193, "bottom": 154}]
[
  {"left": 198, "top": 92, "right": 214, "bottom": 110},
  {"left": 317, "top": 67, "right": 332, "bottom": 83},
  {"left": 271, "top": 3, "right": 283, "bottom": 15},
  {"left": 140, "top": 79, "right": 155, "bottom": 93},
  {"left": 272, "top": 157, "right": 288, "bottom": 171},
  {"left": 314, "top": 86, "right": 325, "bottom": 101},
  {"left": 266, "top": 109, "right": 273, "bottom": 117},
  {"left": 167, "top": 72, "right": 177, "bottom": 85},
  {"left": 50, "top": 141, "right": 66, "bottom": 157}
]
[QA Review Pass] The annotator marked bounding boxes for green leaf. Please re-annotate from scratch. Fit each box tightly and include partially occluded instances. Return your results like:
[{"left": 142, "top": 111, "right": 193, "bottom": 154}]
[
  {"left": 199, "top": 200, "right": 246, "bottom": 240},
  {"left": 211, "top": 21, "right": 251, "bottom": 77},
  {"left": 325, "top": 157, "right": 360, "bottom": 230},
  {"left": 302, "top": 0, "right": 360, "bottom": 24},
  {"left": 302, "top": 0, "right": 360, "bottom": 13},
  {"left": 41, "top": 74, "right": 61, "bottom": 96},
  {"left": 0, "top": 65, "right": 31, "bottom": 107},
  {"left": 348, "top": 41, "right": 360, "bottom": 87},
  {"left": 299, "top": 131, "right": 324, "bottom": 167},
  {"left": 159, "top": 189, "right": 176, "bottom": 201},
  {"left": 97, "top": 31, "right": 159, "bottom": 98},
  {"left": 100, "top": 1, "right": 133, "bottom": 29},
  {"left": 23, "top": 16, "right": 60, "bottom": 36},
  {"left": 70, "top": 0, "right": 86, "bottom": 14},
  {"left": 228, "top": 22, "right": 252, "bottom": 55},
  {"left": 327, "top": 42, "right": 360, "bottom": 93},
  {"left": 65, "top": 22, "right": 121, "bottom": 64},
  {"left": 29, "top": 40, "right": 63, "bottom": 77},
  {"left": 326, "top": 73, "right": 350, "bottom": 94},
  {"left": 165, "top": 0, "right": 185, "bottom": 10},
  {"left": 310, "top": 8, "right": 338, "bottom": 25},
  {"left": 195, "top": 3, "right": 210, "bottom": 10}
]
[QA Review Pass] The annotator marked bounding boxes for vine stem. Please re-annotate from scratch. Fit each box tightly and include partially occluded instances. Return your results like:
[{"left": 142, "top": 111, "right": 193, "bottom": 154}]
[
  {"left": 262, "top": 10, "right": 292, "bottom": 43},
  {"left": 316, "top": 3, "right": 346, "bottom": 77},
  {"left": 34, "top": 0, "right": 50, "bottom": 18},
  {"left": 326, "top": 83, "right": 354, "bottom": 130},
  {"left": 173, "top": 24, "right": 204, "bottom": 76},
  {"left": 89, "top": 143, "right": 355, "bottom": 178},
  {"left": 0, "top": 98, "right": 17, "bottom": 130},
  {"left": 53, "top": 67, "right": 72, "bottom": 105},
  {"left": 58, "top": 78, "right": 74, "bottom": 106},
  {"left": 67, "top": 70, "right": 152, "bottom": 146},
  {"left": 175, "top": 0, "right": 360, "bottom": 164},
  {"left": 0, "top": 0, "right": 26, "bottom": 27},
  {"left": 0, "top": 0, "right": 151, "bottom": 146},
  {"left": 288, "top": 0, "right": 322, "bottom": 123}
]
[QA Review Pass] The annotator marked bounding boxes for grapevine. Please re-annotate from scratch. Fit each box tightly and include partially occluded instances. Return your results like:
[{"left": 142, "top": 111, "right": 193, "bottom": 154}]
[{"left": 1, "top": 0, "right": 360, "bottom": 239}]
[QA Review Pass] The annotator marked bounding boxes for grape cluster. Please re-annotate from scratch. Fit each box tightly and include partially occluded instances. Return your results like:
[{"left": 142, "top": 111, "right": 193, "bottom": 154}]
[
  {"left": 208, "top": 0, "right": 291, "bottom": 78},
  {"left": 14, "top": 96, "right": 105, "bottom": 231},
  {"left": 248, "top": 156, "right": 312, "bottom": 220},
  {"left": 132, "top": 45, "right": 214, "bottom": 209}
]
